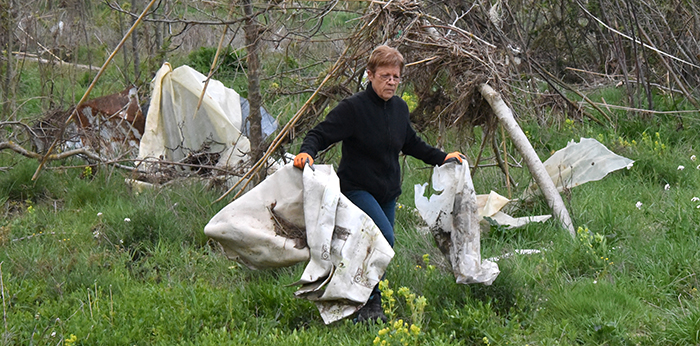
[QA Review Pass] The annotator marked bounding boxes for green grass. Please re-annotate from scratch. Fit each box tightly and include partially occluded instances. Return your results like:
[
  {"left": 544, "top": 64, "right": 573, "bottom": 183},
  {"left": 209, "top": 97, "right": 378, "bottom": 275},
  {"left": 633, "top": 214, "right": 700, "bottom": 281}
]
[{"left": 2, "top": 89, "right": 700, "bottom": 346}]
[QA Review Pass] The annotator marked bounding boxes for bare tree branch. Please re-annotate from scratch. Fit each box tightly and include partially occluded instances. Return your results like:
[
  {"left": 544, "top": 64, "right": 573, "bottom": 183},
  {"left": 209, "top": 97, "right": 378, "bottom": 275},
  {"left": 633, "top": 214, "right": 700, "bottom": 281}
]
[{"left": 577, "top": 0, "right": 700, "bottom": 70}]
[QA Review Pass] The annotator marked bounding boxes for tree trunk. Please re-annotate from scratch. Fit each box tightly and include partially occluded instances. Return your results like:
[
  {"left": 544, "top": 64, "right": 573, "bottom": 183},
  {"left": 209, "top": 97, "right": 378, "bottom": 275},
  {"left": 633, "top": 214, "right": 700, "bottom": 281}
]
[
  {"left": 478, "top": 83, "right": 575, "bottom": 237},
  {"left": 153, "top": 9, "right": 163, "bottom": 65},
  {"left": 130, "top": 0, "right": 140, "bottom": 81},
  {"left": 242, "top": 0, "right": 264, "bottom": 181},
  {"left": 2, "top": 0, "right": 13, "bottom": 119},
  {"left": 119, "top": 12, "right": 129, "bottom": 85}
]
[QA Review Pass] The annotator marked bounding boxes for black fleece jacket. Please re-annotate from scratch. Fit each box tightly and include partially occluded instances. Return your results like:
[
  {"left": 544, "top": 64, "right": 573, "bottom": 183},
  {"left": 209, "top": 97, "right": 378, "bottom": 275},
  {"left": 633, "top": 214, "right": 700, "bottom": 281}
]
[{"left": 300, "top": 83, "right": 447, "bottom": 204}]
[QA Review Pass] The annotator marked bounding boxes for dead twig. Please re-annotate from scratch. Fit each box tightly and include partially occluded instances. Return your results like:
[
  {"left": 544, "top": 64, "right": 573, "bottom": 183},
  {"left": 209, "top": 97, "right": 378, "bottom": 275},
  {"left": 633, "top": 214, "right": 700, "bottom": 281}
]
[
  {"left": 470, "top": 128, "right": 490, "bottom": 177},
  {"left": 0, "top": 141, "right": 139, "bottom": 171},
  {"left": 499, "top": 124, "right": 512, "bottom": 198},
  {"left": 0, "top": 121, "right": 38, "bottom": 138},
  {"left": 578, "top": 102, "right": 700, "bottom": 115},
  {"left": 576, "top": 0, "right": 700, "bottom": 70},
  {"left": 12, "top": 52, "right": 95, "bottom": 71},
  {"left": 1, "top": 262, "right": 7, "bottom": 338},
  {"left": 420, "top": 24, "right": 497, "bottom": 48},
  {"left": 2, "top": 141, "right": 102, "bottom": 161},
  {"left": 530, "top": 60, "right": 609, "bottom": 125},
  {"left": 636, "top": 25, "right": 700, "bottom": 108}
]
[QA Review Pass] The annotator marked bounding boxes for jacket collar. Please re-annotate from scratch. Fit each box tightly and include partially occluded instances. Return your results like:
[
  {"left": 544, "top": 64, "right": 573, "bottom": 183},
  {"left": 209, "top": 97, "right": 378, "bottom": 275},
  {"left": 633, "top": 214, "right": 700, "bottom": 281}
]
[{"left": 366, "top": 82, "right": 392, "bottom": 106}]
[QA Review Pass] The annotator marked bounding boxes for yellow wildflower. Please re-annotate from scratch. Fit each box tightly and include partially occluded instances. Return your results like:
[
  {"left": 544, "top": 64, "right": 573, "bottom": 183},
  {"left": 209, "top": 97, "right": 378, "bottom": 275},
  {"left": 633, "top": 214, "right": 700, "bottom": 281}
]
[{"left": 65, "top": 334, "right": 78, "bottom": 346}]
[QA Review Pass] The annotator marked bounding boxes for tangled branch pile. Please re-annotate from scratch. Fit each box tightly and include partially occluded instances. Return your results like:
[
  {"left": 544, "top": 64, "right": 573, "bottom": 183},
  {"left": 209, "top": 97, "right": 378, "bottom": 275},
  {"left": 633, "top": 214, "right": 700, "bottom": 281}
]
[
  {"left": 291, "top": 0, "right": 700, "bottom": 141},
  {"left": 295, "top": 0, "right": 516, "bottom": 140}
]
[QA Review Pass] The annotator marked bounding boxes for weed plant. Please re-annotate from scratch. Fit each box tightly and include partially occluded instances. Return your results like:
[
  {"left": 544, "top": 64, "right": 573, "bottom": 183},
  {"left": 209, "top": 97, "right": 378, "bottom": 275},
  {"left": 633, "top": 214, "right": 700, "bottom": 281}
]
[{"left": 2, "top": 87, "right": 700, "bottom": 345}]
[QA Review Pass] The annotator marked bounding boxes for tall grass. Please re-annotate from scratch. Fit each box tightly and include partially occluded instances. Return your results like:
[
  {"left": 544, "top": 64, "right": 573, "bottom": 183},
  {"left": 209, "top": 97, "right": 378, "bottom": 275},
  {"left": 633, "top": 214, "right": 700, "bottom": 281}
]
[{"left": 2, "top": 87, "right": 700, "bottom": 345}]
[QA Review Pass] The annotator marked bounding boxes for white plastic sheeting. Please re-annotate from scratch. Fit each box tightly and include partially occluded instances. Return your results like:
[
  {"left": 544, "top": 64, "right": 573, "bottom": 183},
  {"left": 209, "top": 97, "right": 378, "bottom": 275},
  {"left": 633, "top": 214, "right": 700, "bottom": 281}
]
[
  {"left": 415, "top": 162, "right": 500, "bottom": 285},
  {"left": 523, "top": 137, "right": 634, "bottom": 197},
  {"left": 294, "top": 165, "right": 394, "bottom": 324},
  {"left": 471, "top": 138, "right": 633, "bottom": 230},
  {"left": 204, "top": 164, "right": 309, "bottom": 270},
  {"left": 139, "top": 63, "right": 249, "bottom": 168},
  {"left": 204, "top": 164, "right": 393, "bottom": 324},
  {"left": 477, "top": 191, "right": 552, "bottom": 229}
]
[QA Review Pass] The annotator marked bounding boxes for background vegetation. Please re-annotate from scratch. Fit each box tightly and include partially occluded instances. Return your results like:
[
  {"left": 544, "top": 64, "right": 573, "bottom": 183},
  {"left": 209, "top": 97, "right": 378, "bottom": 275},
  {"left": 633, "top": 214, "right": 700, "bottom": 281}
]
[
  {"left": 1, "top": 94, "right": 699, "bottom": 345},
  {"left": 1, "top": 0, "right": 699, "bottom": 345}
]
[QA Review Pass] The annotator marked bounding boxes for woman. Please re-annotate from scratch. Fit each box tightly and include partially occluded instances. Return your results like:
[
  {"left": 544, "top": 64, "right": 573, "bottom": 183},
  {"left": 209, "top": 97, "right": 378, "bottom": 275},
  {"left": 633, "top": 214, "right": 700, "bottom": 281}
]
[{"left": 294, "top": 45, "right": 464, "bottom": 323}]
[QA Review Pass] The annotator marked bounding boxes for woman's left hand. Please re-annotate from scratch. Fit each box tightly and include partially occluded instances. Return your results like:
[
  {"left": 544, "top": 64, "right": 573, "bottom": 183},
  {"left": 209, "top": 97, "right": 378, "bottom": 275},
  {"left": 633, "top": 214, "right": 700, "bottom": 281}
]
[{"left": 443, "top": 151, "right": 467, "bottom": 164}]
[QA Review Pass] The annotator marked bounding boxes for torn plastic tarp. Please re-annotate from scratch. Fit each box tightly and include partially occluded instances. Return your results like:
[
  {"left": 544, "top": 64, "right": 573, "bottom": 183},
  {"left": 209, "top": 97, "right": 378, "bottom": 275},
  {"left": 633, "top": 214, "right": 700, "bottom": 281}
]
[
  {"left": 204, "top": 164, "right": 393, "bottom": 324},
  {"left": 470, "top": 138, "right": 632, "bottom": 230},
  {"left": 478, "top": 191, "right": 551, "bottom": 230},
  {"left": 138, "top": 63, "right": 277, "bottom": 168},
  {"left": 415, "top": 162, "right": 500, "bottom": 285},
  {"left": 240, "top": 97, "right": 277, "bottom": 139},
  {"left": 523, "top": 137, "right": 634, "bottom": 198}
]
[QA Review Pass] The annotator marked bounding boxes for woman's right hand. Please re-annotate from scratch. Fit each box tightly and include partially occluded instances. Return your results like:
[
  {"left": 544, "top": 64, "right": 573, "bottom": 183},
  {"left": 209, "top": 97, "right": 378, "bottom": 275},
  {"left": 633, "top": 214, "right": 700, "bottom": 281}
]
[{"left": 293, "top": 153, "right": 314, "bottom": 169}]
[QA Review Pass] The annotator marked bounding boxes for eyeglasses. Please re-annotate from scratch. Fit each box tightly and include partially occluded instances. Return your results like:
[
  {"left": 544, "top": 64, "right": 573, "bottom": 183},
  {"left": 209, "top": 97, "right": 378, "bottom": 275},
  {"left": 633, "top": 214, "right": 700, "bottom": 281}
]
[{"left": 377, "top": 74, "right": 401, "bottom": 83}]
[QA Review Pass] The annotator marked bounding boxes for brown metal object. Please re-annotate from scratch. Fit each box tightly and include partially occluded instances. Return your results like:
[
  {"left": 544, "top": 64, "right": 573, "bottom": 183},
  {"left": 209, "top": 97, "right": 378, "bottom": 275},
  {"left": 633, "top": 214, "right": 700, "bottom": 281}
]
[
  {"left": 32, "top": 86, "right": 145, "bottom": 160},
  {"left": 74, "top": 86, "right": 145, "bottom": 159}
]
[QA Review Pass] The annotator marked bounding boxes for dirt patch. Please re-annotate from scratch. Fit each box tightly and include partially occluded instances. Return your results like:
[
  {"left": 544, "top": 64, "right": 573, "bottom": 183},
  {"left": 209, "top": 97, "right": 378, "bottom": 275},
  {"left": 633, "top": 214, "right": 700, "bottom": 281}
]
[{"left": 268, "top": 201, "right": 307, "bottom": 249}]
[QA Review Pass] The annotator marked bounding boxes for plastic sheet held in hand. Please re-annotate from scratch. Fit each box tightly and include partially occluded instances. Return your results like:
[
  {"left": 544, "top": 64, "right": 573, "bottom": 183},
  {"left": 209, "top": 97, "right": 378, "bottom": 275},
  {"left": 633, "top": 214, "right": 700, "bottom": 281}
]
[
  {"left": 204, "top": 164, "right": 393, "bottom": 324},
  {"left": 415, "top": 162, "right": 500, "bottom": 285}
]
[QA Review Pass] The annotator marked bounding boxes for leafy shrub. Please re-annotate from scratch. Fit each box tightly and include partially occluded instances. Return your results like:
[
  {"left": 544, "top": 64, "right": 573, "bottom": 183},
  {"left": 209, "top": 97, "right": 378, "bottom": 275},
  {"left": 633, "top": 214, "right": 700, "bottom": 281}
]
[{"left": 188, "top": 46, "right": 247, "bottom": 78}]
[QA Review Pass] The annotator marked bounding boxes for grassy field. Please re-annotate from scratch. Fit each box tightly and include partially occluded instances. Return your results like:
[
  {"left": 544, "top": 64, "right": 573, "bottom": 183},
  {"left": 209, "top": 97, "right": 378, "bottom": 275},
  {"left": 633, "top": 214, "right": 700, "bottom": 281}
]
[{"left": 2, "top": 87, "right": 700, "bottom": 346}]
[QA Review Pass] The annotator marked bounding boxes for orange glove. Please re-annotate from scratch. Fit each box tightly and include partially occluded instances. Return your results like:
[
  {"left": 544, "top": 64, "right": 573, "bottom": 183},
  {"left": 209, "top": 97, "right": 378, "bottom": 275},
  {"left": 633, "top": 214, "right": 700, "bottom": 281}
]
[
  {"left": 293, "top": 152, "right": 314, "bottom": 170},
  {"left": 444, "top": 151, "right": 467, "bottom": 164}
]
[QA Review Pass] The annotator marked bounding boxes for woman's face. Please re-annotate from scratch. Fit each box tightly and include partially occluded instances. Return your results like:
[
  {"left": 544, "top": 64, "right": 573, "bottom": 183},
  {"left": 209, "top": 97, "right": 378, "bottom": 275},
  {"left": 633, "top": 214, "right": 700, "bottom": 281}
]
[{"left": 367, "top": 65, "right": 401, "bottom": 101}]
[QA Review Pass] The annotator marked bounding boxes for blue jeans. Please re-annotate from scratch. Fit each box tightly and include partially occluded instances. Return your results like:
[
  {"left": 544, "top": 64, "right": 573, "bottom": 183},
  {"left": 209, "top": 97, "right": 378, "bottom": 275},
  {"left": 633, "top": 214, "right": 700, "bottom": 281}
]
[
  {"left": 343, "top": 190, "right": 396, "bottom": 247},
  {"left": 344, "top": 190, "right": 397, "bottom": 302}
]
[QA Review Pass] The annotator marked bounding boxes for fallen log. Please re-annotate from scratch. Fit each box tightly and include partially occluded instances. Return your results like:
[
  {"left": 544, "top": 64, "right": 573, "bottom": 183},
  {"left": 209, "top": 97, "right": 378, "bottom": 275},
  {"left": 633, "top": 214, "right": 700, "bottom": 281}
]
[{"left": 478, "top": 83, "right": 575, "bottom": 236}]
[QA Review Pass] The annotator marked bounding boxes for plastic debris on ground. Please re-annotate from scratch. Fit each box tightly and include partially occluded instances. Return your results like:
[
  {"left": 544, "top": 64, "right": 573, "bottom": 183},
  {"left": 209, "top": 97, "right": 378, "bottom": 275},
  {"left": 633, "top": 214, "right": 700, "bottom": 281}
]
[
  {"left": 204, "top": 164, "right": 393, "bottom": 324},
  {"left": 414, "top": 138, "right": 634, "bottom": 280},
  {"left": 523, "top": 137, "right": 634, "bottom": 198},
  {"left": 415, "top": 162, "right": 500, "bottom": 285},
  {"left": 32, "top": 86, "right": 144, "bottom": 159},
  {"left": 33, "top": 62, "right": 279, "bottom": 186},
  {"left": 139, "top": 62, "right": 278, "bottom": 170},
  {"left": 471, "top": 137, "right": 632, "bottom": 231},
  {"left": 477, "top": 190, "right": 552, "bottom": 230}
]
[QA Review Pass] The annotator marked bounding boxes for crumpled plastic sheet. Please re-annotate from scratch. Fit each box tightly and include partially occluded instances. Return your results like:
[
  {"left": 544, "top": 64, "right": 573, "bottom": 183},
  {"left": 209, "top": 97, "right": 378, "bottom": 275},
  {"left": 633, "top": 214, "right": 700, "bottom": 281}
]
[
  {"left": 477, "top": 191, "right": 551, "bottom": 229},
  {"left": 523, "top": 137, "right": 634, "bottom": 198},
  {"left": 475, "top": 137, "right": 633, "bottom": 229},
  {"left": 139, "top": 63, "right": 278, "bottom": 169},
  {"left": 139, "top": 63, "right": 249, "bottom": 168},
  {"left": 204, "top": 164, "right": 393, "bottom": 324},
  {"left": 415, "top": 162, "right": 500, "bottom": 285}
]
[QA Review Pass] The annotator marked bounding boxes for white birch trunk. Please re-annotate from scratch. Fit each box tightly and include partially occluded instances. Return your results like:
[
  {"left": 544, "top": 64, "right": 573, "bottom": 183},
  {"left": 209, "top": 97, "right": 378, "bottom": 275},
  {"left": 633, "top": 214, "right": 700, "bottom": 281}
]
[{"left": 478, "top": 83, "right": 575, "bottom": 237}]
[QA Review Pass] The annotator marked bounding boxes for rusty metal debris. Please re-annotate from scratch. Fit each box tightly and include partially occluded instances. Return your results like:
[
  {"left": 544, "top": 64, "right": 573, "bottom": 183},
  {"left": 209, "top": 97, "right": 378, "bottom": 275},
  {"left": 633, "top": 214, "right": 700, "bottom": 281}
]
[{"left": 32, "top": 86, "right": 145, "bottom": 160}]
